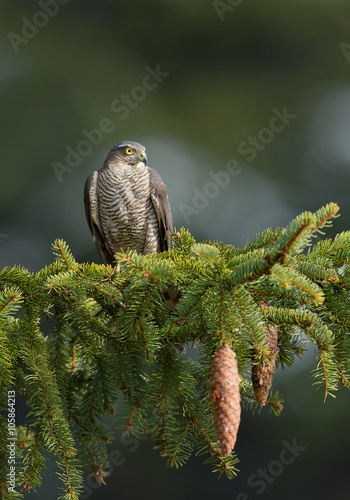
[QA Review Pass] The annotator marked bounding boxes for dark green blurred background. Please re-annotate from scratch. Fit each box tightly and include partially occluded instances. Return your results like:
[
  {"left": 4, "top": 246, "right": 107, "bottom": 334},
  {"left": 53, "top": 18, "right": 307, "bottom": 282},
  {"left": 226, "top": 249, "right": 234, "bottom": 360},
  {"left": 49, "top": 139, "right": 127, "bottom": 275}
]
[{"left": 1, "top": 0, "right": 350, "bottom": 498}]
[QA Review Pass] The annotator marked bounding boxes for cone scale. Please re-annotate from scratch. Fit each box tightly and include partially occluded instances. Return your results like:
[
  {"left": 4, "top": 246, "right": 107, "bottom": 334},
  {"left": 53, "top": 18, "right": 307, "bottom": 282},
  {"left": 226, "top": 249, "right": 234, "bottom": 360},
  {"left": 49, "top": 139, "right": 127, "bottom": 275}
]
[
  {"left": 252, "top": 325, "right": 278, "bottom": 405},
  {"left": 211, "top": 343, "right": 241, "bottom": 457}
]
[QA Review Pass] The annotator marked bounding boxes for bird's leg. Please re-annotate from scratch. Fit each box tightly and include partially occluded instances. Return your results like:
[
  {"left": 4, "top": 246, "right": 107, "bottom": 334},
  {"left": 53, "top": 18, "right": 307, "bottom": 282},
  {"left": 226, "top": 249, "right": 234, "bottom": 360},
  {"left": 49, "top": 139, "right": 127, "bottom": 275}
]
[{"left": 113, "top": 262, "right": 121, "bottom": 275}]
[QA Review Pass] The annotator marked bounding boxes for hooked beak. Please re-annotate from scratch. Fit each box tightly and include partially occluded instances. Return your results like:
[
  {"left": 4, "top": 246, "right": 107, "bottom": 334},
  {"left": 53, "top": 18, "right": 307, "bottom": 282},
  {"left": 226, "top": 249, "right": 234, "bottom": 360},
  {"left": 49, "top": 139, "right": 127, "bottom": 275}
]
[{"left": 138, "top": 151, "right": 147, "bottom": 165}]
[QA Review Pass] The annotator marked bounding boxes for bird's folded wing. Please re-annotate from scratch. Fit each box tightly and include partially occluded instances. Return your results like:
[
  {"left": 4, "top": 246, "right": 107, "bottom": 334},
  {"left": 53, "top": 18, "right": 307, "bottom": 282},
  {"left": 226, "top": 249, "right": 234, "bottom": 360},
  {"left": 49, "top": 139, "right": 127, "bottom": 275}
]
[
  {"left": 148, "top": 167, "right": 173, "bottom": 252},
  {"left": 84, "top": 171, "right": 114, "bottom": 265}
]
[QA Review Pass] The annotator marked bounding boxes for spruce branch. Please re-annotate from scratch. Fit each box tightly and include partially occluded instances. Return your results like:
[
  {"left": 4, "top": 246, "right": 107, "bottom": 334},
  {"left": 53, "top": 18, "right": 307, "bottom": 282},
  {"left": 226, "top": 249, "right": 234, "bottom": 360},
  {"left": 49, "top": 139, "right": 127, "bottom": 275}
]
[{"left": 0, "top": 202, "right": 350, "bottom": 494}]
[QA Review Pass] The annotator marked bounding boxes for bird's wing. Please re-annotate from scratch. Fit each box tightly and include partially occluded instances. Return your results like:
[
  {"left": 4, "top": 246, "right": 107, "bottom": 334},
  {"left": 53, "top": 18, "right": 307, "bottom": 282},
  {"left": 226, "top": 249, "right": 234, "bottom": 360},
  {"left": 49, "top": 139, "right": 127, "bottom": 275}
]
[
  {"left": 84, "top": 171, "right": 114, "bottom": 265},
  {"left": 148, "top": 167, "right": 173, "bottom": 252}
]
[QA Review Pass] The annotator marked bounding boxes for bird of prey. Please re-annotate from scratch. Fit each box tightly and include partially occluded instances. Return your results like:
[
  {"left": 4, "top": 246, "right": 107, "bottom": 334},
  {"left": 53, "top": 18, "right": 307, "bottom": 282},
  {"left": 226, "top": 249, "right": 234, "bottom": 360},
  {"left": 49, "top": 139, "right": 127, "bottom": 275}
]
[{"left": 84, "top": 140, "right": 173, "bottom": 265}]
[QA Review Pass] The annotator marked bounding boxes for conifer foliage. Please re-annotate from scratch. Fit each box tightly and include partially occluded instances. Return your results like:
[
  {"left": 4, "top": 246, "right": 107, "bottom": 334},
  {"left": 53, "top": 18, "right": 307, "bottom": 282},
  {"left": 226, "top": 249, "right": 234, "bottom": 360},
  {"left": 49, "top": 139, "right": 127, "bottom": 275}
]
[{"left": 1, "top": 202, "right": 350, "bottom": 498}]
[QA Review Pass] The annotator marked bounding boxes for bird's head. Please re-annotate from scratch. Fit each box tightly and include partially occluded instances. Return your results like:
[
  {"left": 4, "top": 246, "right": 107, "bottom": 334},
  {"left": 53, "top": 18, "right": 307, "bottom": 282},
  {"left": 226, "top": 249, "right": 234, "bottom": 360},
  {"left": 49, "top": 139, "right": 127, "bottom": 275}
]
[{"left": 106, "top": 141, "right": 148, "bottom": 167}]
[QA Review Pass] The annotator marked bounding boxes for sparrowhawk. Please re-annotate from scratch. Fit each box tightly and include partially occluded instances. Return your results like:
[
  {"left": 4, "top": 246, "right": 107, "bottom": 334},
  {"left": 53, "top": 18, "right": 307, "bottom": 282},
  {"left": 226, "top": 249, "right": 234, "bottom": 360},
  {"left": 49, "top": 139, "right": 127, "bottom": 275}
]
[{"left": 84, "top": 140, "right": 173, "bottom": 265}]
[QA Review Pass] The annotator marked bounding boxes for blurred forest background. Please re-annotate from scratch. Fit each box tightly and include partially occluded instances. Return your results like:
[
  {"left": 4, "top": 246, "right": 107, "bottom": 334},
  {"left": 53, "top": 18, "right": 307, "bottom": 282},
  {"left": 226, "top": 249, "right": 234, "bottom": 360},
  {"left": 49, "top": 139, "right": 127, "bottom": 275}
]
[{"left": 1, "top": 0, "right": 350, "bottom": 498}]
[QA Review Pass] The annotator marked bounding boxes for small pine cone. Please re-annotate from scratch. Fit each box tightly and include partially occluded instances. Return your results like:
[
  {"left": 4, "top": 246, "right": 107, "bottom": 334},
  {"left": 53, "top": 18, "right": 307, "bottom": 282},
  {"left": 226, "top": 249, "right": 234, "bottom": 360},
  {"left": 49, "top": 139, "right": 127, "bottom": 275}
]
[
  {"left": 252, "top": 325, "right": 278, "bottom": 406},
  {"left": 211, "top": 343, "right": 241, "bottom": 457}
]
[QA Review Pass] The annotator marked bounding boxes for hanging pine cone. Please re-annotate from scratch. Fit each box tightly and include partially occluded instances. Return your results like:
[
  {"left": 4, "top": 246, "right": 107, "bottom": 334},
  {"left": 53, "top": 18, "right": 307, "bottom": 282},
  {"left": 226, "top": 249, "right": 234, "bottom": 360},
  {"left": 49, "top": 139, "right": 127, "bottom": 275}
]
[
  {"left": 251, "top": 325, "right": 278, "bottom": 406},
  {"left": 211, "top": 343, "right": 241, "bottom": 457}
]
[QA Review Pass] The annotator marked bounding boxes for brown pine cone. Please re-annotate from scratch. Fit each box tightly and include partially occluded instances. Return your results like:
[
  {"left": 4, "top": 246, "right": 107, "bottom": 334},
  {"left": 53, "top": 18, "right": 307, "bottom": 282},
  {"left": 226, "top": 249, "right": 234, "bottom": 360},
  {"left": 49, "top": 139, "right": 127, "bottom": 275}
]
[
  {"left": 251, "top": 325, "right": 278, "bottom": 405},
  {"left": 211, "top": 343, "right": 241, "bottom": 457}
]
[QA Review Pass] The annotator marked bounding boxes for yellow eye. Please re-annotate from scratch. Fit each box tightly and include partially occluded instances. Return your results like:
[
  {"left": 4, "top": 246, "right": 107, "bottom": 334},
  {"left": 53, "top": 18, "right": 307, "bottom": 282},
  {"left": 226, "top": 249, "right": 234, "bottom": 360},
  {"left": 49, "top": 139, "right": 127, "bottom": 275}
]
[{"left": 125, "top": 147, "right": 134, "bottom": 155}]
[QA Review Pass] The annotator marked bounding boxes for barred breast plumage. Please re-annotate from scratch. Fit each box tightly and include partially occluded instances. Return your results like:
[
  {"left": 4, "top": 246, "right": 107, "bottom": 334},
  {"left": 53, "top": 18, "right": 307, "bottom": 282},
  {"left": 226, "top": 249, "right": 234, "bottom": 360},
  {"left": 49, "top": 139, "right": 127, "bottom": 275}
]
[{"left": 84, "top": 140, "right": 173, "bottom": 265}]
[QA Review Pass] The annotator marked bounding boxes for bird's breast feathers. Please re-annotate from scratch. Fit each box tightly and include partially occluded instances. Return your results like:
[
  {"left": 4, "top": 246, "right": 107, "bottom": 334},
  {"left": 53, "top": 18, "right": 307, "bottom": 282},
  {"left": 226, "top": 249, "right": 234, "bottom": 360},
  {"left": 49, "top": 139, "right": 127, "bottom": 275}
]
[
  {"left": 97, "top": 163, "right": 157, "bottom": 252},
  {"left": 98, "top": 163, "right": 150, "bottom": 213}
]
